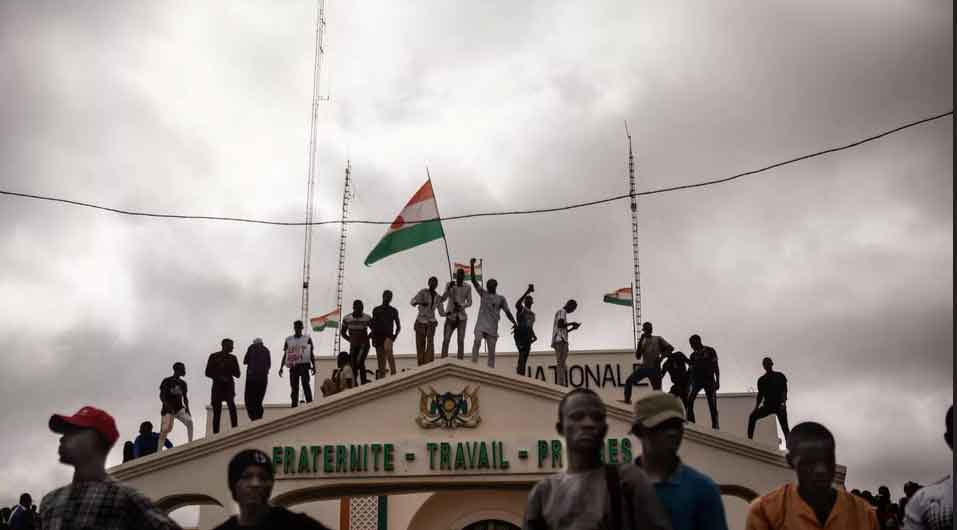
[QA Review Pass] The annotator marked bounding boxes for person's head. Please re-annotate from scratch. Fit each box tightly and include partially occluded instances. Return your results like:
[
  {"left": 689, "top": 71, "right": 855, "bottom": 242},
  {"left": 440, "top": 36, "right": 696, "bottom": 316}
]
[
  {"left": 49, "top": 406, "right": 119, "bottom": 467},
  {"left": 487, "top": 279, "right": 498, "bottom": 293},
  {"left": 18, "top": 493, "right": 31, "bottom": 508},
  {"left": 221, "top": 338, "right": 234, "bottom": 353},
  {"left": 172, "top": 362, "right": 186, "bottom": 377},
  {"left": 762, "top": 357, "right": 774, "bottom": 372},
  {"left": 851, "top": 488, "right": 861, "bottom": 496},
  {"left": 382, "top": 290, "right": 393, "bottom": 304},
  {"left": 945, "top": 404, "right": 953, "bottom": 450},
  {"left": 228, "top": 449, "right": 275, "bottom": 506},
  {"left": 293, "top": 320, "right": 304, "bottom": 335},
  {"left": 689, "top": 334, "right": 702, "bottom": 349},
  {"left": 524, "top": 296, "right": 534, "bottom": 309},
  {"left": 353, "top": 299, "right": 364, "bottom": 314},
  {"left": 336, "top": 351, "right": 350, "bottom": 368},
  {"left": 564, "top": 299, "right": 578, "bottom": 313},
  {"left": 428, "top": 276, "right": 438, "bottom": 290},
  {"left": 139, "top": 421, "right": 153, "bottom": 435},
  {"left": 878, "top": 485, "right": 891, "bottom": 499},
  {"left": 786, "top": 422, "right": 836, "bottom": 494},
  {"left": 0, "top": 507, "right": 10, "bottom": 521},
  {"left": 642, "top": 322, "right": 653, "bottom": 335},
  {"left": 903, "top": 481, "right": 921, "bottom": 497},
  {"left": 556, "top": 388, "right": 607, "bottom": 454},
  {"left": 455, "top": 268, "right": 465, "bottom": 284},
  {"left": 631, "top": 391, "right": 686, "bottom": 459}
]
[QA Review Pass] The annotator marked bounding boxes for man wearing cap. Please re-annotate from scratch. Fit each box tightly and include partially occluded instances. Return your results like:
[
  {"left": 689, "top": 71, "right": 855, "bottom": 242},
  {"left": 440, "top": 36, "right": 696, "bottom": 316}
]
[
  {"left": 212, "top": 449, "right": 332, "bottom": 530},
  {"left": 40, "top": 406, "right": 182, "bottom": 529},
  {"left": 629, "top": 391, "right": 729, "bottom": 530},
  {"left": 243, "top": 338, "right": 271, "bottom": 421}
]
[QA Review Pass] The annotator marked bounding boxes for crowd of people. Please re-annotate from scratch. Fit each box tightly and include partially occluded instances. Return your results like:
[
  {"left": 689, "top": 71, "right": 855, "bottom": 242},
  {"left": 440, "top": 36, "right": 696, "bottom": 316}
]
[{"left": 10, "top": 396, "right": 949, "bottom": 529}]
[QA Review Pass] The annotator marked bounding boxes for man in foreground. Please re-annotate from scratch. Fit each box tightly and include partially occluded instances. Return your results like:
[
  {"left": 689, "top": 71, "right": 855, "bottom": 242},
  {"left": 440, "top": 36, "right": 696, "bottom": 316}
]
[
  {"left": 629, "top": 391, "right": 728, "bottom": 530},
  {"left": 40, "top": 406, "right": 182, "bottom": 529},
  {"left": 903, "top": 405, "right": 952, "bottom": 530},
  {"left": 746, "top": 421, "right": 878, "bottom": 529},
  {"left": 523, "top": 388, "right": 671, "bottom": 530},
  {"left": 212, "top": 449, "right": 332, "bottom": 530}
]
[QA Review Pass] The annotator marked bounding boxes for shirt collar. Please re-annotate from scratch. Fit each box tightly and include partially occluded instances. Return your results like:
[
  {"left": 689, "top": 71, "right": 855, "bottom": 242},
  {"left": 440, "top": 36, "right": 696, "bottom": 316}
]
[{"left": 634, "top": 456, "right": 685, "bottom": 485}]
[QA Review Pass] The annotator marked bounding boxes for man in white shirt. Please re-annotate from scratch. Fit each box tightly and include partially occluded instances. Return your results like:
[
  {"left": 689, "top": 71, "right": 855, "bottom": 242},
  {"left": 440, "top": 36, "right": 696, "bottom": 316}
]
[
  {"left": 411, "top": 276, "right": 444, "bottom": 365},
  {"left": 469, "top": 258, "right": 516, "bottom": 367},
  {"left": 441, "top": 268, "right": 473, "bottom": 359},
  {"left": 904, "top": 405, "right": 953, "bottom": 530},
  {"left": 551, "top": 300, "right": 580, "bottom": 387},
  {"left": 278, "top": 320, "right": 315, "bottom": 408}
]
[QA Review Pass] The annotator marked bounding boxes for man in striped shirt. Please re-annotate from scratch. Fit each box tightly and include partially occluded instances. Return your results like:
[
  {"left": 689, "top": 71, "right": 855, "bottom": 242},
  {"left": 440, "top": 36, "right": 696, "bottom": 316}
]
[{"left": 341, "top": 299, "right": 374, "bottom": 384}]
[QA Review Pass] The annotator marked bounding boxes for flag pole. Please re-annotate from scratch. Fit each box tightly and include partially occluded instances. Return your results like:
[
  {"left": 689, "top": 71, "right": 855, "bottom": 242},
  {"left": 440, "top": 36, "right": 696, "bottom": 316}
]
[
  {"left": 426, "top": 167, "right": 454, "bottom": 280},
  {"left": 631, "top": 282, "right": 638, "bottom": 352}
]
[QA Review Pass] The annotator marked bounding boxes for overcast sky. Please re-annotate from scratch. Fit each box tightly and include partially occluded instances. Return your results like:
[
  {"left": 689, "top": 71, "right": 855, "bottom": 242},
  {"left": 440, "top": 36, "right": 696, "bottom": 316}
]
[{"left": 0, "top": 0, "right": 952, "bottom": 515}]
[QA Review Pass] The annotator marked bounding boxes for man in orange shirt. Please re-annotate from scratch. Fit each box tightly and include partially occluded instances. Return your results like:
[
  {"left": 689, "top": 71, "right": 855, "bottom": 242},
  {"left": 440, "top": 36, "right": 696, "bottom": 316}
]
[{"left": 746, "top": 422, "right": 878, "bottom": 530}]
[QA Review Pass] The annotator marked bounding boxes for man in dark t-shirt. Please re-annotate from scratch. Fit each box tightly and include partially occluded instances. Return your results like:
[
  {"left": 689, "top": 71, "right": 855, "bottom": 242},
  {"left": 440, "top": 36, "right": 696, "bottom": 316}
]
[
  {"left": 514, "top": 284, "right": 537, "bottom": 377},
  {"left": 243, "top": 338, "right": 270, "bottom": 421},
  {"left": 205, "top": 339, "right": 241, "bottom": 434},
  {"left": 158, "top": 362, "right": 193, "bottom": 452},
  {"left": 371, "top": 290, "right": 401, "bottom": 379},
  {"left": 748, "top": 356, "right": 789, "bottom": 440},
  {"left": 661, "top": 351, "right": 691, "bottom": 409},
  {"left": 687, "top": 334, "right": 720, "bottom": 429}
]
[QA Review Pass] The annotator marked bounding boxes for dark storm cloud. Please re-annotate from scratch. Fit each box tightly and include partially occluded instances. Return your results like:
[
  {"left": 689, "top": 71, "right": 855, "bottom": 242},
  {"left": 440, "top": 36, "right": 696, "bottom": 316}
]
[{"left": 0, "top": 0, "right": 952, "bottom": 512}]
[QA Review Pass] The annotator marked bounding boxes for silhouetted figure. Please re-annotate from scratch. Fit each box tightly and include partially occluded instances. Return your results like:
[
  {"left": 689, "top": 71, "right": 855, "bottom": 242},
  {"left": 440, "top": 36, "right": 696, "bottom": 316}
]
[
  {"left": 1, "top": 507, "right": 11, "bottom": 529},
  {"left": 551, "top": 299, "right": 580, "bottom": 387},
  {"left": 746, "top": 422, "right": 878, "bottom": 530},
  {"left": 206, "top": 338, "right": 240, "bottom": 434},
  {"left": 411, "top": 276, "right": 443, "bottom": 365},
  {"left": 622, "top": 322, "right": 673, "bottom": 403},
  {"left": 41, "top": 406, "right": 182, "bottom": 529},
  {"left": 7, "top": 494, "right": 33, "bottom": 530},
  {"left": 524, "top": 388, "right": 670, "bottom": 530},
  {"left": 899, "top": 481, "right": 922, "bottom": 523},
  {"left": 211, "top": 449, "right": 332, "bottom": 530},
  {"left": 243, "top": 338, "right": 271, "bottom": 421},
  {"left": 440, "top": 267, "right": 472, "bottom": 358},
  {"left": 630, "top": 391, "right": 729, "bottom": 530},
  {"left": 341, "top": 301, "right": 373, "bottom": 385},
  {"left": 321, "top": 352, "right": 356, "bottom": 397},
  {"left": 904, "top": 405, "right": 953, "bottom": 530},
  {"left": 122, "top": 441, "right": 135, "bottom": 463},
  {"left": 687, "top": 334, "right": 720, "bottom": 429},
  {"left": 514, "top": 284, "right": 537, "bottom": 376},
  {"left": 748, "top": 357, "right": 790, "bottom": 440},
  {"left": 372, "top": 290, "right": 402, "bottom": 378},
  {"left": 662, "top": 351, "right": 691, "bottom": 409},
  {"left": 158, "top": 362, "right": 193, "bottom": 451},
  {"left": 470, "top": 258, "right": 515, "bottom": 368},
  {"left": 133, "top": 421, "right": 172, "bottom": 458},
  {"left": 279, "top": 320, "right": 316, "bottom": 406}
]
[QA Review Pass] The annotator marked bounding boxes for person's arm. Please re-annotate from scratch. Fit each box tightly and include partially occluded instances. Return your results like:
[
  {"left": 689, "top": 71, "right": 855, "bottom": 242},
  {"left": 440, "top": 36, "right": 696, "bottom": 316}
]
[
  {"left": 341, "top": 321, "right": 350, "bottom": 341},
  {"left": 463, "top": 283, "right": 473, "bottom": 308},
  {"left": 781, "top": 374, "right": 788, "bottom": 404},
  {"left": 745, "top": 499, "right": 771, "bottom": 530},
  {"left": 661, "top": 337, "right": 674, "bottom": 355},
  {"left": 522, "top": 481, "right": 548, "bottom": 530},
  {"left": 469, "top": 259, "right": 482, "bottom": 293},
  {"left": 231, "top": 356, "right": 240, "bottom": 379},
  {"left": 713, "top": 349, "right": 720, "bottom": 389},
  {"left": 530, "top": 329, "right": 538, "bottom": 343},
  {"left": 309, "top": 338, "right": 316, "bottom": 374},
  {"left": 182, "top": 385, "right": 191, "bottom": 415},
  {"left": 903, "top": 491, "right": 927, "bottom": 530},
  {"left": 626, "top": 467, "right": 672, "bottom": 530},
  {"left": 265, "top": 347, "right": 272, "bottom": 373},
  {"left": 697, "top": 481, "right": 731, "bottom": 530},
  {"left": 755, "top": 380, "right": 765, "bottom": 409},
  {"left": 515, "top": 285, "right": 533, "bottom": 312},
  {"left": 126, "top": 489, "right": 185, "bottom": 530},
  {"left": 204, "top": 355, "right": 214, "bottom": 380},
  {"left": 440, "top": 284, "right": 450, "bottom": 303},
  {"left": 393, "top": 309, "right": 402, "bottom": 339},
  {"left": 502, "top": 301, "right": 516, "bottom": 326}
]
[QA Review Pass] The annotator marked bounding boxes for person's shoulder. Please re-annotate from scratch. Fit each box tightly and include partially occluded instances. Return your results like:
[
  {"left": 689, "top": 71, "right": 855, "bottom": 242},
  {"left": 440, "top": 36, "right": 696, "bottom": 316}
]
[
  {"left": 750, "top": 483, "right": 791, "bottom": 512},
  {"left": 680, "top": 462, "right": 721, "bottom": 490},
  {"left": 618, "top": 461, "right": 654, "bottom": 486},
  {"left": 40, "top": 484, "right": 70, "bottom": 507}
]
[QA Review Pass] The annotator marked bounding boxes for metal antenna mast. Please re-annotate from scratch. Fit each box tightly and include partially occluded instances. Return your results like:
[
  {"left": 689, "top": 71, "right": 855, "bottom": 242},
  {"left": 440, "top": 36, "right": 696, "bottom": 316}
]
[
  {"left": 300, "top": 0, "right": 327, "bottom": 322},
  {"left": 332, "top": 161, "right": 352, "bottom": 356},
  {"left": 626, "top": 121, "right": 642, "bottom": 351}
]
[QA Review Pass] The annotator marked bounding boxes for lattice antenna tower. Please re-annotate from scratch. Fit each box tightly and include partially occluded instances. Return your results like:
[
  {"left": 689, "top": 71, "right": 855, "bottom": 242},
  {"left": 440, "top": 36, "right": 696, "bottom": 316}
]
[
  {"left": 300, "top": 0, "right": 328, "bottom": 322},
  {"left": 332, "top": 161, "right": 352, "bottom": 355},
  {"left": 626, "top": 121, "right": 642, "bottom": 351}
]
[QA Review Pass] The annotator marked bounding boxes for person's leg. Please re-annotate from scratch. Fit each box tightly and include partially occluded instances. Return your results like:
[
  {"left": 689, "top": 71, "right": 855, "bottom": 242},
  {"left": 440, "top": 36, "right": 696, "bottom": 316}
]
[
  {"left": 623, "top": 367, "right": 649, "bottom": 403},
  {"left": 516, "top": 343, "right": 530, "bottom": 376},
  {"left": 650, "top": 368, "right": 663, "bottom": 391},
  {"left": 256, "top": 378, "right": 268, "bottom": 418},
  {"left": 748, "top": 405, "right": 773, "bottom": 439},
  {"left": 177, "top": 410, "right": 194, "bottom": 441},
  {"left": 455, "top": 319, "right": 467, "bottom": 359},
  {"left": 300, "top": 366, "right": 313, "bottom": 403},
  {"left": 556, "top": 343, "right": 569, "bottom": 387},
  {"left": 425, "top": 322, "right": 436, "bottom": 363},
  {"left": 375, "top": 344, "right": 387, "bottom": 379},
  {"left": 686, "top": 383, "right": 702, "bottom": 423},
  {"left": 212, "top": 397, "right": 223, "bottom": 434},
  {"left": 705, "top": 384, "right": 719, "bottom": 429},
  {"left": 385, "top": 338, "right": 396, "bottom": 375},
  {"left": 357, "top": 343, "right": 370, "bottom": 384},
  {"left": 349, "top": 342, "right": 361, "bottom": 376},
  {"left": 441, "top": 319, "right": 453, "bottom": 357},
  {"left": 290, "top": 365, "right": 301, "bottom": 407},
  {"left": 486, "top": 336, "right": 497, "bottom": 368},
  {"left": 777, "top": 405, "right": 790, "bottom": 438},
  {"left": 227, "top": 398, "right": 238, "bottom": 428},
  {"left": 244, "top": 383, "right": 256, "bottom": 421},
  {"left": 471, "top": 332, "right": 483, "bottom": 363},
  {"left": 158, "top": 414, "right": 173, "bottom": 451},
  {"left": 415, "top": 322, "right": 426, "bottom": 365}
]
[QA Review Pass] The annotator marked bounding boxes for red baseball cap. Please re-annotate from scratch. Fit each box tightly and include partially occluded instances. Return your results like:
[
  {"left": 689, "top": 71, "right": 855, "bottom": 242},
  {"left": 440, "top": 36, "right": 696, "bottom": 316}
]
[{"left": 49, "top": 406, "right": 120, "bottom": 447}]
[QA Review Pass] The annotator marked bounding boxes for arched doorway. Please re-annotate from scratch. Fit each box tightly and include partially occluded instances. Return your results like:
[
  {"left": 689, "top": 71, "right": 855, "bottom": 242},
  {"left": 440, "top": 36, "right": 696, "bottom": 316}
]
[{"left": 463, "top": 521, "right": 521, "bottom": 530}]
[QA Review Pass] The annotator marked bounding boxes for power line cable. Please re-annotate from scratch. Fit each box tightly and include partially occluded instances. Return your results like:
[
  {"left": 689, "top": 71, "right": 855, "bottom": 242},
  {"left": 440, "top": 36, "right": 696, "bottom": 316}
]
[{"left": 0, "top": 110, "right": 951, "bottom": 227}]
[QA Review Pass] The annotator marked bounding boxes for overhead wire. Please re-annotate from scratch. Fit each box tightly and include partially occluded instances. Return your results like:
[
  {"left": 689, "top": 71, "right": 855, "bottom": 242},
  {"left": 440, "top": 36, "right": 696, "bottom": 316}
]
[{"left": 0, "top": 110, "right": 951, "bottom": 227}]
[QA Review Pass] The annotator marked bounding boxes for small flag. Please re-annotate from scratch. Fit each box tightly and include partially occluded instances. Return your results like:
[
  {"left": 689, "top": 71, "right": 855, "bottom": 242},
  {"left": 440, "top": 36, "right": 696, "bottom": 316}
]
[
  {"left": 310, "top": 308, "right": 340, "bottom": 332},
  {"left": 603, "top": 287, "right": 633, "bottom": 307},
  {"left": 365, "top": 180, "right": 445, "bottom": 266},
  {"left": 453, "top": 260, "right": 482, "bottom": 283}
]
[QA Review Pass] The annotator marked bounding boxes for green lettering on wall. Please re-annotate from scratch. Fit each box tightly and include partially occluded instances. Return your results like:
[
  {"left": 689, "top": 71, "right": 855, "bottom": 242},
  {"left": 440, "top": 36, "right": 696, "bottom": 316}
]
[
  {"left": 551, "top": 440, "right": 562, "bottom": 468},
  {"left": 310, "top": 446, "right": 321, "bottom": 473},
  {"left": 371, "top": 444, "right": 383, "bottom": 472},
  {"left": 499, "top": 442, "right": 510, "bottom": 469},
  {"left": 491, "top": 440, "right": 498, "bottom": 469},
  {"left": 537, "top": 440, "right": 548, "bottom": 468},
  {"left": 363, "top": 444, "right": 369, "bottom": 472},
  {"left": 466, "top": 442, "right": 478, "bottom": 468},
  {"left": 427, "top": 442, "right": 438, "bottom": 470},
  {"left": 323, "top": 445, "right": 334, "bottom": 473},
  {"left": 335, "top": 445, "right": 347, "bottom": 473},
  {"left": 607, "top": 439, "right": 619, "bottom": 464},
  {"left": 350, "top": 445, "right": 362, "bottom": 472},
  {"left": 272, "top": 447, "right": 283, "bottom": 472},
  {"left": 620, "top": 438, "right": 633, "bottom": 463},
  {"left": 439, "top": 442, "right": 451, "bottom": 471},
  {"left": 478, "top": 442, "right": 490, "bottom": 469},
  {"left": 384, "top": 443, "right": 395, "bottom": 471},
  {"left": 284, "top": 446, "right": 296, "bottom": 474},
  {"left": 298, "top": 446, "right": 311, "bottom": 473},
  {"left": 454, "top": 443, "right": 466, "bottom": 470}
]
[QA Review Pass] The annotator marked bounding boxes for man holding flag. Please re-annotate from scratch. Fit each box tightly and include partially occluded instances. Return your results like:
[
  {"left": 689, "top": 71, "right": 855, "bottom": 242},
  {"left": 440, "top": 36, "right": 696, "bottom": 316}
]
[
  {"left": 441, "top": 267, "right": 472, "bottom": 358},
  {"left": 469, "top": 258, "right": 516, "bottom": 368}
]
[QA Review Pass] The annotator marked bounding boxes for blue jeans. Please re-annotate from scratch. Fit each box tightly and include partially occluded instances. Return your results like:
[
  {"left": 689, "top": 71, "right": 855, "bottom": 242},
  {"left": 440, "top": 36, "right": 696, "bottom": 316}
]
[{"left": 624, "top": 365, "right": 662, "bottom": 402}]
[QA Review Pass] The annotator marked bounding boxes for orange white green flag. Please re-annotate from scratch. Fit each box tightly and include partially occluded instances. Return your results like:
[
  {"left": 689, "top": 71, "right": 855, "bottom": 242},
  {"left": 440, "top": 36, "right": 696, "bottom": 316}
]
[
  {"left": 603, "top": 287, "right": 633, "bottom": 307},
  {"left": 364, "top": 180, "right": 445, "bottom": 266},
  {"left": 310, "top": 308, "right": 340, "bottom": 332}
]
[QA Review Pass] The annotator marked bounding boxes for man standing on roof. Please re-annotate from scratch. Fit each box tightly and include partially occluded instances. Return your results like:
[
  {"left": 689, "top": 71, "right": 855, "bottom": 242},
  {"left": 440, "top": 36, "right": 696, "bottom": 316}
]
[
  {"left": 469, "top": 258, "right": 516, "bottom": 368},
  {"left": 280, "top": 320, "right": 316, "bottom": 406},
  {"left": 441, "top": 267, "right": 473, "bottom": 359}
]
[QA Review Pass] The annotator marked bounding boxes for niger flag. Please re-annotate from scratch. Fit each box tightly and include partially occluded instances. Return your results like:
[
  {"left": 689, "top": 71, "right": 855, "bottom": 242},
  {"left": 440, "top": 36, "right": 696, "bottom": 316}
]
[{"left": 364, "top": 180, "right": 445, "bottom": 266}]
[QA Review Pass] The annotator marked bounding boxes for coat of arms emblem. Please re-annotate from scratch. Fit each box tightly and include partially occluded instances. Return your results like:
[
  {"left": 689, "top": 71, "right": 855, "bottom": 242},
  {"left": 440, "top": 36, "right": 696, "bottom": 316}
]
[{"left": 415, "top": 385, "right": 482, "bottom": 429}]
